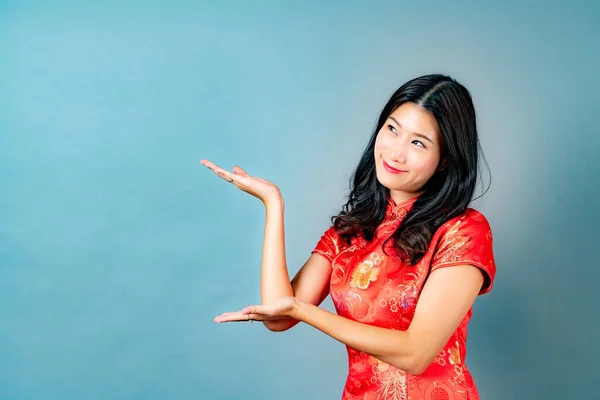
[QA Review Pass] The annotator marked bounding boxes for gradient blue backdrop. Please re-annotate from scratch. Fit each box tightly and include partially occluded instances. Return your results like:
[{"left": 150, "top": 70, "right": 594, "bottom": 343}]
[{"left": 1, "top": 1, "right": 599, "bottom": 399}]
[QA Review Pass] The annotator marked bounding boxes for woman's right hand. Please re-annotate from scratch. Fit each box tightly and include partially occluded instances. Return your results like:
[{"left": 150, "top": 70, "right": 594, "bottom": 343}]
[{"left": 201, "top": 159, "right": 283, "bottom": 207}]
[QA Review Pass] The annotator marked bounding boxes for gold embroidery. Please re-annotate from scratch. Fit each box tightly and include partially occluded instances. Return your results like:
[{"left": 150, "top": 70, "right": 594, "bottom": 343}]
[
  {"left": 452, "top": 365, "right": 467, "bottom": 387},
  {"left": 435, "top": 220, "right": 473, "bottom": 264},
  {"left": 434, "top": 349, "right": 447, "bottom": 366},
  {"left": 350, "top": 253, "right": 382, "bottom": 290},
  {"left": 448, "top": 341, "right": 461, "bottom": 365},
  {"left": 369, "top": 358, "right": 408, "bottom": 400},
  {"left": 471, "top": 212, "right": 485, "bottom": 222}
]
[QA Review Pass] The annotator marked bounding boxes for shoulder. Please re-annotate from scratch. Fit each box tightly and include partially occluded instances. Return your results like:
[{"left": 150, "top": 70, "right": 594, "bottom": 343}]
[
  {"left": 312, "top": 225, "right": 348, "bottom": 262},
  {"left": 464, "top": 208, "right": 490, "bottom": 224},
  {"left": 429, "top": 208, "right": 495, "bottom": 259},
  {"left": 436, "top": 208, "right": 493, "bottom": 238},
  {"left": 430, "top": 208, "right": 496, "bottom": 294},
  {"left": 322, "top": 225, "right": 342, "bottom": 241}
]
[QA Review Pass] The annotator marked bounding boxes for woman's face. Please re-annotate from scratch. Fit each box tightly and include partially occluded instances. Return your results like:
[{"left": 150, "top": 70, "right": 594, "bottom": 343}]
[{"left": 374, "top": 102, "right": 443, "bottom": 204}]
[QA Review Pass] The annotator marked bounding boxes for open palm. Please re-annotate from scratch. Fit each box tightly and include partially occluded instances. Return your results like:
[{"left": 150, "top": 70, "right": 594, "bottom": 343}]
[
  {"left": 214, "top": 296, "right": 298, "bottom": 323},
  {"left": 201, "top": 159, "right": 282, "bottom": 206}
]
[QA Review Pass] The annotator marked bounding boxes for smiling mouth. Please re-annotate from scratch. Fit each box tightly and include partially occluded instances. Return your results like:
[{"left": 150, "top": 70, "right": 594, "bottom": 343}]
[{"left": 383, "top": 160, "right": 407, "bottom": 174}]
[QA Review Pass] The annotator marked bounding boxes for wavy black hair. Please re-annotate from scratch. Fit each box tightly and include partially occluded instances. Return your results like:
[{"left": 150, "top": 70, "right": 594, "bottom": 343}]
[{"left": 333, "top": 74, "right": 488, "bottom": 264}]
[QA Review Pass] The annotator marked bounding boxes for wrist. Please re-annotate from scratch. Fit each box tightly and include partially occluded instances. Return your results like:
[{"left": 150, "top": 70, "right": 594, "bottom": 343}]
[
  {"left": 290, "top": 298, "right": 306, "bottom": 320},
  {"left": 264, "top": 193, "right": 284, "bottom": 209}
]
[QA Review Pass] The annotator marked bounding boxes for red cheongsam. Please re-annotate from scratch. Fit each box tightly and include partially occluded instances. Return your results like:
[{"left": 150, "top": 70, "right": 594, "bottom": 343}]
[{"left": 312, "top": 195, "right": 496, "bottom": 400}]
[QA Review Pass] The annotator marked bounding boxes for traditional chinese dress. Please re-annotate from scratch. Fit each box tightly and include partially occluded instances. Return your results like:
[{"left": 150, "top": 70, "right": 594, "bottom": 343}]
[{"left": 312, "top": 195, "right": 496, "bottom": 400}]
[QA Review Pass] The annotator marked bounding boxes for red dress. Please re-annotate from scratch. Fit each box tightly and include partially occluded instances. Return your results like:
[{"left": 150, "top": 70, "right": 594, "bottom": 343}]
[{"left": 312, "top": 196, "right": 496, "bottom": 400}]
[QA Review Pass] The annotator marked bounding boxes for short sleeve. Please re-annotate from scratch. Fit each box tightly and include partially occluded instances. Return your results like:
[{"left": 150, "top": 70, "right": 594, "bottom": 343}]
[
  {"left": 311, "top": 226, "right": 343, "bottom": 262},
  {"left": 430, "top": 209, "right": 496, "bottom": 295}
]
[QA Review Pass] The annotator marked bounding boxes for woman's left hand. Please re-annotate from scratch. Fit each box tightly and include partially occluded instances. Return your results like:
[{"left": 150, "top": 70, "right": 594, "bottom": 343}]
[{"left": 214, "top": 296, "right": 299, "bottom": 323}]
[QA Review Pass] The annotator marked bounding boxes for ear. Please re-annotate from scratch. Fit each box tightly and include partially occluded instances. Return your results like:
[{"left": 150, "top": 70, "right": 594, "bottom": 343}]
[{"left": 437, "top": 158, "right": 447, "bottom": 171}]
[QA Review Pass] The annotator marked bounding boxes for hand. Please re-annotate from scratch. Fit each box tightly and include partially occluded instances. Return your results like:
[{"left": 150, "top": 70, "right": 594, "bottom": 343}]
[
  {"left": 214, "top": 296, "right": 299, "bottom": 323},
  {"left": 200, "top": 159, "right": 282, "bottom": 206}
]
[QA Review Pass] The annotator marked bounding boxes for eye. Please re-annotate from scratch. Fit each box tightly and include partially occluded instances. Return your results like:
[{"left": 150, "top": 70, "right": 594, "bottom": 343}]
[
  {"left": 387, "top": 124, "right": 398, "bottom": 135},
  {"left": 412, "top": 140, "right": 425, "bottom": 148}
]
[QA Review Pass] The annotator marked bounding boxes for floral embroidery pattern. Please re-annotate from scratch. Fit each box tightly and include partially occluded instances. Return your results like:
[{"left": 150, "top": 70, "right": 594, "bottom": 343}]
[
  {"left": 332, "top": 284, "right": 363, "bottom": 320},
  {"left": 397, "top": 280, "right": 420, "bottom": 311},
  {"left": 435, "top": 221, "right": 473, "bottom": 264},
  {"left": 435, "top": 349, "right": 447, "bottom": 366},
  {"left": 350, "top": 253, "right": 382, "bottom": 289},
  {"left": 370, "top": 358, "right": 408, "bottom": 400},
  {"left": 448, "top": 341, "right": 461, "bottom": 365}
]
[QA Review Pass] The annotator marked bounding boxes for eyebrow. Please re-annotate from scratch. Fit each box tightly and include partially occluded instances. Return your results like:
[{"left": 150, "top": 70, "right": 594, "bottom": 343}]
[{"left": 389, "top": 116, "right": 434, "bottom": 144}]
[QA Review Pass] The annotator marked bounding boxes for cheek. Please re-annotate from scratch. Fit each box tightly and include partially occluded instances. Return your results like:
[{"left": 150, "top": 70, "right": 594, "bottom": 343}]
[
  {"left": 374, "top": 132, "right": 390, "bottom": 154},
  {"left": 410, "top": 152, "right": 441, "bottom": 175}
]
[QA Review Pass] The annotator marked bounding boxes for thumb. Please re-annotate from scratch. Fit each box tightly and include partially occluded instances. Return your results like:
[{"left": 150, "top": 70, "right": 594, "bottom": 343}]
[{"left": 233, "top": 166, "right": 250, "bottom": 177}]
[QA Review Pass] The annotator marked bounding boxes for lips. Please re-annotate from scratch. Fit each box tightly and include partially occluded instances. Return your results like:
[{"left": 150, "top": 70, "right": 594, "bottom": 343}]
[{"left": 383, "top": 160, "right": 406, "bottom": 174}]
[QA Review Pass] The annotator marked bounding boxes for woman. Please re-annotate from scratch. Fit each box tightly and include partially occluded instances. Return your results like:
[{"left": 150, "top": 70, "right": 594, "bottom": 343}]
[{"left": 202, "top": 74, "right": 496, "bottom": 400}]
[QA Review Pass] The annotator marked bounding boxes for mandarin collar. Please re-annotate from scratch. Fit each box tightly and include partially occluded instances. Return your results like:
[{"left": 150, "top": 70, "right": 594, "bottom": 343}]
[{"left": 385, "top": 193, "right": 420, "bottom": 220}]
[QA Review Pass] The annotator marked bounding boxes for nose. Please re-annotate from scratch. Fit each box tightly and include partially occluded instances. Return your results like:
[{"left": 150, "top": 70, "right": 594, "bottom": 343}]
[{"left": 389, "top": 143, "right": 408, "bottom": 163}]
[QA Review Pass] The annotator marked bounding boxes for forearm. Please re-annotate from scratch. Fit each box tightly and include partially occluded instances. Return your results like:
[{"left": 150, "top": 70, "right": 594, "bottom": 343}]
[
  {"left": 291, "top": 301, "right": 424, "bottom": 374},
  {"left": 260, "top": 197, "right": 293, "bottom": 304}
]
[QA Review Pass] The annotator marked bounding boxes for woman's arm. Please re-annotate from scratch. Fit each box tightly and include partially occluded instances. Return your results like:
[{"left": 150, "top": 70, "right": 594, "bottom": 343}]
[
  {"left": 260, "top": 197, "right": 293, "bottom": 303},
  {"left": 227, "top": 187, "right": 333, "bottom": 332},
  {"left": 262, "top": 252, "right": 332, "bottom": 332},
  {"left": 258, "top": 192, "right": 336, "bottom": 333},
  {"left": 201, "top": 160, "right": 332, "bottom": 332},
  {"left": 243, "top": 264, "right": 484, "bottom": 374}
]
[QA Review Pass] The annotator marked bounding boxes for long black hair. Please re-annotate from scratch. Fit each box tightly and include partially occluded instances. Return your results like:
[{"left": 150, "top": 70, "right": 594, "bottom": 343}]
[{"left": 333, "top": 74, "right": 486, "bottom": 264}]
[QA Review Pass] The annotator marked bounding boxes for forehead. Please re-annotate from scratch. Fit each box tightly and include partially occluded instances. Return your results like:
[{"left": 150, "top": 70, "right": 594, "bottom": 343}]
[{"left": 387, "top": 102, "right": 439, "bottom": 137}]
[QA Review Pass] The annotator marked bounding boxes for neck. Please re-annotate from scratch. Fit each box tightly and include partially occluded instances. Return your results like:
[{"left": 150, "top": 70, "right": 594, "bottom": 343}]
[{"left": 388, "top": 190, "right": 423, "bottom": 206}]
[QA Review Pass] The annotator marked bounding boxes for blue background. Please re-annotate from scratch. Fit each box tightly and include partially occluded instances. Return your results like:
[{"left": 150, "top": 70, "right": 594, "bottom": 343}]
[{"left": 1, "top": 1, "right": 599, "bottom": 399}]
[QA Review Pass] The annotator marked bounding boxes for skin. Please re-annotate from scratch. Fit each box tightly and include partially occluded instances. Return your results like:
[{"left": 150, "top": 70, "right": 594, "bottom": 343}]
[
  {"left": 374, "top": 102, "right": 445, "bottom": 204},
  {"left": 201, "top": 102, "right": 484, "bottom": 375}
]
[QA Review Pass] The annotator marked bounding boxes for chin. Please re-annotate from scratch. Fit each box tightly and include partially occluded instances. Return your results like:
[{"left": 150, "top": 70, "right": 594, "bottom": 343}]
[
  {"left": 376, "top": 173, "right": 406, "bottom": 188},
  {"left": 374, "top": 174, "right": 389, "bottom": 188}
]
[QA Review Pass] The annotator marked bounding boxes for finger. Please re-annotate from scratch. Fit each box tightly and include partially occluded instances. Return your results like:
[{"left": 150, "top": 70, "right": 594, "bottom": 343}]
[
  {"left": 200, "top": 159, "right": 227, "bottom": 175},
  {"left": 215, "top": 313, "right": 284, "bottom": 323},
  {"left": 216, "top": 311, "right": 242, "bottom": 318},
  {"left": 200, "top": 160, "right": 237, "bottom": 183},
  {"left": 200, "top": 159, "right": 220, "bottom": 171},
  {"left": 214, "top": 306, "right": 277, "bottom": 323},
  {"left": 242, "top": 305, "right": 273, "bottom": 315},
  {"left": 214, "top": 310, "right": 246, "bottom": 319},
  {"left": 214, "top": 312, "right": 265, "bottom": 323},
  {"left": 246, "top": 314, "right": 288, "bottom": 321},
  {"left": 232, "top": 166, "right": 250, "bottom": 178},
  {"left": 214, "top": 314, "right": 249, "bottom": 323}
]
